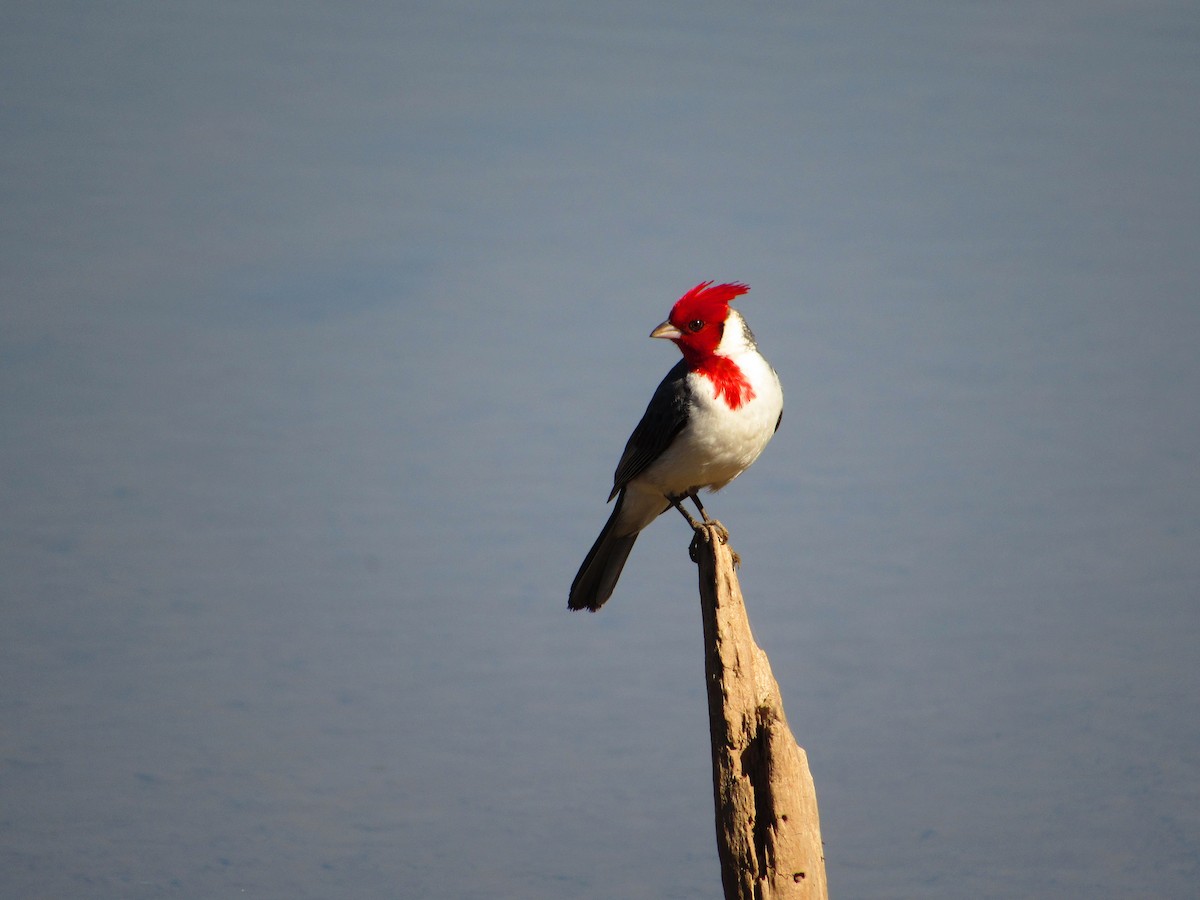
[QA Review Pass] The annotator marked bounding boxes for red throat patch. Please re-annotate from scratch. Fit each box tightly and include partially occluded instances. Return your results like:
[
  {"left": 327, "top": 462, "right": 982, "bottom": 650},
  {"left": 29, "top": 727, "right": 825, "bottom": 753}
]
[{"left": 696, "top": 356, "right": 755, "bottom": 410}]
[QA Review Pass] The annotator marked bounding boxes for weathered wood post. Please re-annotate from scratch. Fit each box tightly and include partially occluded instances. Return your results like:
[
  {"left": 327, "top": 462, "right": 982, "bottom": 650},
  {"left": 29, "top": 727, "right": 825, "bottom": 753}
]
[{"left": 693, "top": 524, "right": 828, "bottom": 899}]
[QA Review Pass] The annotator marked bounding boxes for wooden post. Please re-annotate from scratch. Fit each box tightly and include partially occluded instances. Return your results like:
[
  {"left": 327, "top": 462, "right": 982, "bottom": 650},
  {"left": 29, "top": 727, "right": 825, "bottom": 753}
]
[{"left": 694, "top": 524, "right": 828, "bottom": 900}]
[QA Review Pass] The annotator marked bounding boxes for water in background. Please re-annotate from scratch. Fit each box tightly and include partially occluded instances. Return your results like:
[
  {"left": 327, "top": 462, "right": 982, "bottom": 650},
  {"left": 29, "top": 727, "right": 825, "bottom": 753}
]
[{"left": 3, "top": 2, "right": 1198, "bottom": 897}]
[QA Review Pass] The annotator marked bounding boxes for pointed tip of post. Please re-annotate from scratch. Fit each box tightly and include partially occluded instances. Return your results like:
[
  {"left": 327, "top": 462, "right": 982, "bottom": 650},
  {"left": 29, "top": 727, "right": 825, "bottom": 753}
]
[{"left": 692, "top": 522, "right": 741, "bottom": 617}]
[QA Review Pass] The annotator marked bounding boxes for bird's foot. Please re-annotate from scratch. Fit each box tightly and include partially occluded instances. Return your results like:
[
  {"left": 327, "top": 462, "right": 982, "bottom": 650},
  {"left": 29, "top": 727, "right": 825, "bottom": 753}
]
[
  {"left": 687, "top": 520, "right": 739, "bottom": 568},
  {"left": 706, "top": 518, "right": 730, "bottom": 545}
]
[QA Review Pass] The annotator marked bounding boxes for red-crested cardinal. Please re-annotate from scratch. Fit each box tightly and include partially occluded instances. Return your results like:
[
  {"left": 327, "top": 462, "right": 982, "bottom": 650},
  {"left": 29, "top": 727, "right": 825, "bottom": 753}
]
[{"left": 569, "top": 281, "right": 783, "bottom": 612}]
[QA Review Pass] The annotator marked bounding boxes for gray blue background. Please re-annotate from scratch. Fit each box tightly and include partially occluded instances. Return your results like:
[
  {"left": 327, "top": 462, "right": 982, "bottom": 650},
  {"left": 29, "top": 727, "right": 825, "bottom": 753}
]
[{"left": 3, "top": 2, "right": 1198, "bottom": 897}]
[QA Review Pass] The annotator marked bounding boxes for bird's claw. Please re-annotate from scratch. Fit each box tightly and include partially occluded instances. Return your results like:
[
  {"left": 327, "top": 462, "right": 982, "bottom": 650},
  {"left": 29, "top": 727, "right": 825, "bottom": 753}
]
[
  {"left": 708, "top": 520, "right": 730, "bottom": 544},
  {"left": 688, "top": 520, "right": 739, "bottom": 568}
]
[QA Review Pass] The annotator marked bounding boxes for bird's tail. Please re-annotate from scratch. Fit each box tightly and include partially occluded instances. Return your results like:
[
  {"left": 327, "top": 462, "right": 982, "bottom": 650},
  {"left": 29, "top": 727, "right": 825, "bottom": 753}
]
[{"left": 569, "top": 491, "right": 640, "bottom": 612}]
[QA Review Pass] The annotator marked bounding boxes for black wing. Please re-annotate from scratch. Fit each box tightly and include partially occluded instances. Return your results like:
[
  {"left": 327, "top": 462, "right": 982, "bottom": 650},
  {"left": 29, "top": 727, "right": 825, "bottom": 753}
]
[{"left": 608, "top": 359, "right": 692, "bottom": 501}]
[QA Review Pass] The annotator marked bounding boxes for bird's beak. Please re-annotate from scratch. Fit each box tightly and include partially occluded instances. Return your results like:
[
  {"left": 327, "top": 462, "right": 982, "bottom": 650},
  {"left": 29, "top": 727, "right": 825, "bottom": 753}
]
[{"left": 650, "top": 320, "right": 682, "bottom": 340}]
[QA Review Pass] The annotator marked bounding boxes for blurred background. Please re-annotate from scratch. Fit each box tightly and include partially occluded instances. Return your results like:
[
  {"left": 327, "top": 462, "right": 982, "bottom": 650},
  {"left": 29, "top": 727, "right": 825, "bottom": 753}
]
[{"left": 2, "top": 2, "right": 1198, "bottom": 897}]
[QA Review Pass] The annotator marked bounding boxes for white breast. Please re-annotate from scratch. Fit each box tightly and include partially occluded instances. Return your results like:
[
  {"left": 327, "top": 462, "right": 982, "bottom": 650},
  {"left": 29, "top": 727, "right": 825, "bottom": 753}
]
[{"left": 635, "top": 346, "right": 783, "bottom": 497}]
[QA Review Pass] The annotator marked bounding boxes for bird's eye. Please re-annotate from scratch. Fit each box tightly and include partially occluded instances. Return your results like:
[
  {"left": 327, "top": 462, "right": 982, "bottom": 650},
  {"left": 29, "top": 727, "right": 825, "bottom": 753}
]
[{"left": 687, "top": 319, "right": 704, "bottom": 332}]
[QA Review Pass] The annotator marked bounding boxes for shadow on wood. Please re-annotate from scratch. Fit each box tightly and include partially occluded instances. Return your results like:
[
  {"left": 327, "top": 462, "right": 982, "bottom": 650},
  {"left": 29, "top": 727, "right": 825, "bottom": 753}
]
[{"left": 693, "top": 523, "right": 828, "bottom": 900}]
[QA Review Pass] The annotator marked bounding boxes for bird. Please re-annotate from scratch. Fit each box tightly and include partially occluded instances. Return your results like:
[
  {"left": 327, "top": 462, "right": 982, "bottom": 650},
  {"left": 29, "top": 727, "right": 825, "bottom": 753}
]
[{"left": 569, "top": 281, "right": 783, "bottom": 612}]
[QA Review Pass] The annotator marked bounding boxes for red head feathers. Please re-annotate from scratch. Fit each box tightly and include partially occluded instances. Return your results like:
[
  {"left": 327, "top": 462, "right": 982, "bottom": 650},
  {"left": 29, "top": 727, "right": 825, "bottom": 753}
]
[
  {"left": 662, "top": 281, "right": 749, "bottom": 361},
  {"left": 668, "top": 281, "right": 749, "bottom": 329}
]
